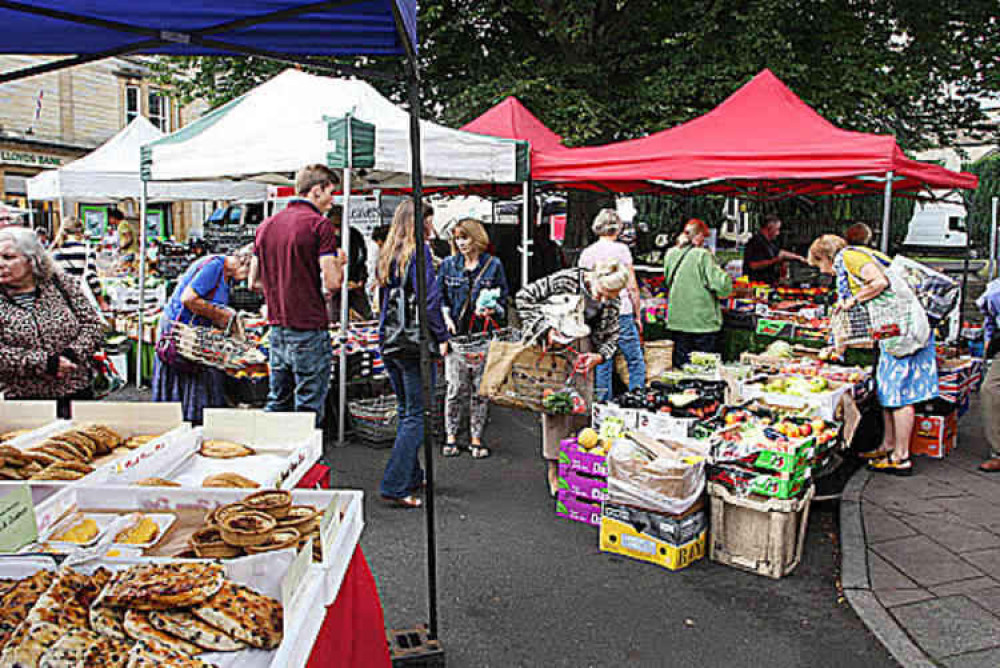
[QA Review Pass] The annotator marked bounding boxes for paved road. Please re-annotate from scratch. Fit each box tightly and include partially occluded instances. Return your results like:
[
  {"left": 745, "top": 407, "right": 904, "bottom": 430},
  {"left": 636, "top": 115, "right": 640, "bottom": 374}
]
[{"left": 326, "top": 407, "right": 897, "bottom": 668}]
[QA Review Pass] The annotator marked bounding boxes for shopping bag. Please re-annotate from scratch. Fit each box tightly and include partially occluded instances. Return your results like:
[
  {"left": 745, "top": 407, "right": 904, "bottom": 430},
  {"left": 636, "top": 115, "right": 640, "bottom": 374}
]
[
  {"left": 479, "top": 340, "right": 588, "bottom": 413},
  {"left": 866, "top": 267, "right": 931, "bottom": 358},
  {"left": 890, "top": 255, "right": 959, "bottom": 323},
  {"left": 479, "top": 340, "right": 533, "bottom": 408}
]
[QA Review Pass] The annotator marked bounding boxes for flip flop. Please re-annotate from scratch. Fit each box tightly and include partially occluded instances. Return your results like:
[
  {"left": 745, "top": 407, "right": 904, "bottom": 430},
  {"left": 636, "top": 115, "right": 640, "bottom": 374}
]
[
  {"left": 442, "top": 445, "right": 461, "bottom": 457},
  {"left": 381, "top": 494, "right": 423, "bottom": 509},
  {"left": 867, "top": 455, "right": 913, "bottom": 477},
  {"left": 470, "top": 445, "right": 491, "bottom": 459},
  {"left": 858, "top": 447, "right": 893, "bottom": 461}
]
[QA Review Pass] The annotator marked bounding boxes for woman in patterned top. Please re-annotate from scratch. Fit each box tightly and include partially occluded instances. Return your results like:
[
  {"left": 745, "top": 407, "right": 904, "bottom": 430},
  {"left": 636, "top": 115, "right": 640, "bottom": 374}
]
[
  {"left": 0, "top": 226, "right": 103, "bottom": 417},
  {"left": 516, "top": 259, "right": 627, "bottom": 495},
  {"left": 809, "top": 234, "right": 938, "bottom": 476}
]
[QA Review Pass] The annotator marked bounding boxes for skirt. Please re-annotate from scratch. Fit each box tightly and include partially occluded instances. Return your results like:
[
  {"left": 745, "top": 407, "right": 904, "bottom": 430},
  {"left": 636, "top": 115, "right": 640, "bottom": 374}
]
[
  {"left": 876, "top": 333, "right": 939, "bottom": 409},
  {"left": 151, "top": 356, "right": 227, "bottom": 424}
]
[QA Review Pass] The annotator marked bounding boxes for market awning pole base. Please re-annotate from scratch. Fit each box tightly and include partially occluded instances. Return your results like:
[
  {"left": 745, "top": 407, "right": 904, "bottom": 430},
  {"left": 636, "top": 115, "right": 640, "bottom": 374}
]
[{"left": 387, "top": 625, "right": 445, "bottom": 667}]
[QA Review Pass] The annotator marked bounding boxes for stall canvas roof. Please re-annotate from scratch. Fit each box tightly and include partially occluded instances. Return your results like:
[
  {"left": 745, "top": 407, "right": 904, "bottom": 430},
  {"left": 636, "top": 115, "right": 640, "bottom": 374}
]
[
  {"left": 26, "top": 117, "right": 267, "bottom": 202},
  {"left": 533, "top": 69, "right": 978, "bottom": 198},
  {"left": 460, "top": 97, "right": 568, "bottom": 155},
  {"left": 143, "top": 69, "right": 528, "bottom": 188}
]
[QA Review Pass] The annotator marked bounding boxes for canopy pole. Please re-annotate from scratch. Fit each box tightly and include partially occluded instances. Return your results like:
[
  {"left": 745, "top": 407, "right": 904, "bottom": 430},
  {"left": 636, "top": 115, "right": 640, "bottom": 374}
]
[
  {"left": 137, "top": 181, "right": 148, "bottom": 387},
  {"left": 990, "top": 197, "right": 999, "bottom": 281},
  {"left": 521, "top": 181, "right": 532, "bottom": 288},
  {"left": 27, "top": 199, "right": 34, "bottom": 230},
  {"left": 338, "top": 161, "right": 353, "bottom": 446},
  {"left": 880, "top": 171, "right": 894, "bottom": 254},
  {"left": 406, "top": 65, "right": 440, "bottom": 643}
]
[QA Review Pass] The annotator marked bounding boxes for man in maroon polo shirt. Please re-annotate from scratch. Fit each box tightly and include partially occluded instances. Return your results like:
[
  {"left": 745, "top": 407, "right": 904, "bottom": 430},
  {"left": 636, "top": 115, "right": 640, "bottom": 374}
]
[{"left": 251, "top": 164, "right": 345, "bottom": 426}]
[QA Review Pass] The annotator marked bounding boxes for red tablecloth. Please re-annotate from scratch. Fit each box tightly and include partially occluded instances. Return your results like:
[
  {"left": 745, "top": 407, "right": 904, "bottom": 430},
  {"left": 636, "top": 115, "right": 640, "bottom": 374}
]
[{"left": 298, "top": 463, "right": 391, "bottom": 668}]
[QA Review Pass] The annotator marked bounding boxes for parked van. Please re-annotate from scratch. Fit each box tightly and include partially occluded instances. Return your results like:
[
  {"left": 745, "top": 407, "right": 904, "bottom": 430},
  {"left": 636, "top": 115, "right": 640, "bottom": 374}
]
[{"left": 903, "top": 201, "right": 968, "bottom": 248}]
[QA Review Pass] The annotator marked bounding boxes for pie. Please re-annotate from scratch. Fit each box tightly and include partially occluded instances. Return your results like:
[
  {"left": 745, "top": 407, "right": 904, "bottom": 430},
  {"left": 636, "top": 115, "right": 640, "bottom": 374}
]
[
  {"left": 148, "top": 611, "right": 246, "bottom": 652},
  {"left": 191, "top": 580, "right": 284, "bottom": 650},
  {"left": 244, "top": 528, "right": 300, "bottom": 555},
  {"left": 202, "top": 473, "right": 259, "bottom": 489},
  {"left": 38, "top": 626, "right": 103, "bottom": 668},
  {"left": 199, "top": 440, "right": 254, "bottom": 459},
  {"left": 243, "top": 490, "right": 292, "bottom": 519},
  {"left": 90, "top": 604, "right": 129, "bottom": 642},
  {"left": 0, "top": 569, "right": 55, "bottom": 648},
  {"left": 0, "top": 621, "right": 64, "bottom": 667},
  {"left": 189, "top": 527, "right": 242, "bottom": 559},
  {"left": 218, "top": 510, "right": 276, "bottom": 547},
  {"left": 207, "top": 503, "right": 246, "bottom": 527},
  {"left": 79, "top": 636, "right": 133, "bottom": 668},
  {"left": 125, "top": 643, "right": 215, "bottom": 668},
  {"left": 133, "top": 478, "right": 180, "bottom": 487},
  {"left": 277, "top": 505, "right": 320, "bottom": 534},
  {"left": 123, "top": 610, "right": 202, "bottom": 656},
  {"left": 99, "top": 563, "right": 225, "bottom": 611}
]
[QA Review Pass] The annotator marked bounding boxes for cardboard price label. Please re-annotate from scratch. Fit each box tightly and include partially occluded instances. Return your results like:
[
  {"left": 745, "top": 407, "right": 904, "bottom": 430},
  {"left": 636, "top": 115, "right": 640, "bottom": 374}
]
[
  {"left": 319, "top": 497, "right": 341, "bottom": 551},
  {"left": 0, "top": 485, "right": 38, "bottom": 552},
  {"left": 281, "top": 537, "right": 314, "bottom": 632}
]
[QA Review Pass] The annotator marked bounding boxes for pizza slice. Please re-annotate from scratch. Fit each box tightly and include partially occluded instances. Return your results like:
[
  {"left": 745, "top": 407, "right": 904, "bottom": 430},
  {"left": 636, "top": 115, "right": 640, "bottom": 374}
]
[
  {"left": 148, "top": 611, "right": 245, "bottom": 652},
  {"left": 190, "top": 580, "right": 283, "bottom": 650},
  {"left": 123, "top": 611, "right": 202, "bottom": 656},
  {"left": 0, "top": 621, "right": 64, "bottom": 668},
  {"left": 125, "top": 643, "right": 218, "bottom": 668},
  {"left": 79, "top": 635, "right": 133, "bottom": 668},
  {"left": 38, "top": 626, "right": 102, "bottom": 668}
]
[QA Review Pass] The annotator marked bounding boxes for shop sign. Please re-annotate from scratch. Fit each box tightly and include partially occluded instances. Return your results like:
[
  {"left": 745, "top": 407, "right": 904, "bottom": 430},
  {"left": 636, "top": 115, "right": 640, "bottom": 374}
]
[{"left": 0, "top": 150, "right": 64, "bottom": 168}]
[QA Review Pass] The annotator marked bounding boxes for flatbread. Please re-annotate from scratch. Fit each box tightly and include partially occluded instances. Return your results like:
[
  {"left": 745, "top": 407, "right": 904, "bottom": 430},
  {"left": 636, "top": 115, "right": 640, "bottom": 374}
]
[
  {"left": 28, "top": 568, "right": 111, "bottom": 628},
  {"left": 133, "top": 478, "right": 181, "bottom": 488},
  {"left": 191, "top": 580, "right": 283, "bottom": 650},
  {"left": 123, "top": 611, "right": 202, "bottom": 656},
  {"left": 90, "top": 604, "right": 129, "bottom": 642},
  {"left": 125, "top": 643, "right": 215, "bottom": 668},
  {"left": 80, "top": 636, "right": 133, "bottom": 668},
  {"left": 38, "top": 626, "right": 103, "bottom": 668},
  {"left": 0, "top": 445, "right": 30, "bottom": 467},
  {"left": 148, "top": 611, "right": 245, "bottom": 652},
  {"left": 0, "top": 621, "right": 64, "bottom": 668},
  {"left": 0, "top": 569, "right": 55, "bottom": 648},
  {"left": 99, "top": 563, "right": 225, "bottom": 611},
  {"left": 199, "top": 440, "right": 254, "bottom": 459}
]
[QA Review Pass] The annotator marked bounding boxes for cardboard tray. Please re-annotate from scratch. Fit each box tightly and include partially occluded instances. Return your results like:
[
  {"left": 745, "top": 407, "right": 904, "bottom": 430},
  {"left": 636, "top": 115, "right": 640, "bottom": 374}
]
[{"left": 0, "top": 400, "right": 58, "bottom": 436}]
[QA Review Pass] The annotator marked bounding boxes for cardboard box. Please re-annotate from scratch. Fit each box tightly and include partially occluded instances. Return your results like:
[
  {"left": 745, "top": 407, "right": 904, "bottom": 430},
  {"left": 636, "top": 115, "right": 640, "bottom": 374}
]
[
  {"left": 911, "top": 412, "right": 957, "bottom": 459},
  {"left": 707, "top": 464, "right": 808, "bottom": 500},
  {"left": 555, "top": 491, "right": 602, "bottom": 527},
  {"left": 599, "top": 501, "right": 707, "bottom": 571},
  {"left": 738, "top": 377, "right": 849, "bottom": 421},
  {"left": 558, "top": 440, "right": 608, "bottom": 477},
  {"left": 0, "top": 401, "right": 58, "bottom": 435},
  {"left": 556, "top": 464, "right": 608, "bottom": 502}
]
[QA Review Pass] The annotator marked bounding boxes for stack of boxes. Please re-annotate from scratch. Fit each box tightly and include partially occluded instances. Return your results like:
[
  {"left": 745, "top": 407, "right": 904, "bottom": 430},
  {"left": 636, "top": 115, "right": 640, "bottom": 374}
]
[
  {"left": 555, "top": 438, "right": 608, "bottom": 527},
  {"left": 911, "top": 398, "right": 958, "bottom": 459}
]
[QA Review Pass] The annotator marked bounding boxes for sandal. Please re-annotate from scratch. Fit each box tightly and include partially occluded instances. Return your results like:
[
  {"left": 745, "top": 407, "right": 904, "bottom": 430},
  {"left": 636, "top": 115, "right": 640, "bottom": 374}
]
[
  {"left": 858, "top": 446, "right": 893, "bottom": 461},
  {"left": 867, "top": 455, "right": 913, "bottom": 476},
  {"left": 381, "top": 494, "right": 423, "bottom": 509},
  {"left": 442, "top": 444, "right": 460, "bottom": 457},
  {"left": 470, "top": 445, "right": 491, "bottom": 459}
]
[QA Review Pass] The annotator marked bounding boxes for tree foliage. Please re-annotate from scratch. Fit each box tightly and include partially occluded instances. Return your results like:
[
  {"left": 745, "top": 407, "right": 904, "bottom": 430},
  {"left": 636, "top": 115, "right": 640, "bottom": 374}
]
[{"left": 153, "top": 0, "right": 999, "bottom": 153}]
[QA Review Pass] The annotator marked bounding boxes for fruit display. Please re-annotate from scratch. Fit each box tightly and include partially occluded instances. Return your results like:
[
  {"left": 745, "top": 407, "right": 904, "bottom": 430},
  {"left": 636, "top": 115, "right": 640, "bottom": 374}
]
[
  {"left": 612, "top": 379, "right": 725, "bottom": 419},
  {"left": 542, "top": 388, "right": 587, "bottom": 415},
  {"left": 756, "top": 375, "right": 832, "bottom": 396}
]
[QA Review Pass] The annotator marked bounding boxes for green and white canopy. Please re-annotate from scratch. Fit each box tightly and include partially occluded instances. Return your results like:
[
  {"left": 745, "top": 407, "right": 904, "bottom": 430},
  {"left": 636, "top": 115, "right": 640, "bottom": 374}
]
[{"left": 143, "top": 69, "right": 529, "bottom": 188}]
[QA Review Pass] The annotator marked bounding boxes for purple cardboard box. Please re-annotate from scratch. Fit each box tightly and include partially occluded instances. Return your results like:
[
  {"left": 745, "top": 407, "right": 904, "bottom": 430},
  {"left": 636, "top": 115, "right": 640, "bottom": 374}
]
[
  {"left": 556, "top": 463, "right": 608, "bottom": 502},
  {"left": 555, "top": 490, "right": 602, "bottom": 527},
  {"left": 558, "top": 439, "right": 609, "bottom": 477}
]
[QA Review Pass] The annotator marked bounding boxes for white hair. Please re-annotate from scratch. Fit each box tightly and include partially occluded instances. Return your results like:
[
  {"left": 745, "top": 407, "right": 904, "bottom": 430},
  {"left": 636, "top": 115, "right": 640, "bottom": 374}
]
[{"left": 0, "top": 226, "right": 58, "bottom": 282}]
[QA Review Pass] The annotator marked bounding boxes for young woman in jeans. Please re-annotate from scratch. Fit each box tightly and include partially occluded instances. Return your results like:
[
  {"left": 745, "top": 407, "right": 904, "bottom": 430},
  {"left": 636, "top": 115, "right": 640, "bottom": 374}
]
[{"left": 376, "top": 201, "right": 450, "bottom": 508}]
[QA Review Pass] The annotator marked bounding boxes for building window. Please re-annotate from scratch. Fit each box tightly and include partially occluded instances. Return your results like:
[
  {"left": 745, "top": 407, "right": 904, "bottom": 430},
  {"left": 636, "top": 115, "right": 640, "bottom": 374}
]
[
  {"left": 148, "top": 90, "right": 171, "bottom": 132},
  {"left": 125, "top": 84, "right": 140, "bottom": 124}
]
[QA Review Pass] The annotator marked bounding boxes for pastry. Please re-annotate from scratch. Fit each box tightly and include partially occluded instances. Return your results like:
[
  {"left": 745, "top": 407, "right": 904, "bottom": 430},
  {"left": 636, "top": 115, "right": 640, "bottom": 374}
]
[
  {"left": 53, "top": 517, "right": 99, "bottom": 544},
  {"left": 188, "top": 527, "right": 241, "bottom": 559},
  {"left": 202, "top": 473, "right": 259, "bottom": 489},
  {"left": 199, "top": 440, "right": 254, "bottom": 459},
  {"left": 123, "top": 435, "right": 158, "bottom": 449},
  {"left": 38, "top": 626, "right": 102, "bottom": 668},
  {"left": 242, "top": 490, "right": 292, "bottom": 519},
  {"left": 244, "top": 527, "right": 300, "bottom": 555},
  {"left": 0, "top": 467, "right": 26, "bottom": 480},
  {"left": 123, "top": 610, "right": 202, "bottom": 656},
  {"left": 0, "top": 569, "right": 55, "bottom": 648},
  {"left": 148, "top": 610, "right": 246, "bottom": 652},
  {"left": 90, "top": 604, "right": 129, "bottom": 642},
  {"left": 0, "top": 621, "right": 63, "bottom": 667},
  {"left": 0, "top": 445, "right": 30, "bottom": 467},
  {"left": 133, "top": 478, "right": 180, "bottom": 488},
  {"left": 78, "top": 424, "right": 123, "bottom": 454},
  {"left": 27, "top": 568, "right": 111, "bottom": 628},
  {"left": 125, "top": 642, "right": 215, "bottom": 668},
  {"left": 0, "top": 429, "right": 30, "bottom": 443},
  {"left": 206, "top": 503, "right": 245, "bottom": 527},
  {"left": 98, "top": 563, "right": 225, "bottom": 611},
  {"left": 79, "top": 636, "right": 133, "bottom": 667},
  {"left": 191, "top": 580, "right": 283, "bottom": 649},
  {"left": 277, "top": 505, "right": 320, "bottom": 535},
  {"left": 218, "top": 510, "right": 276, "bottom": 547},
  {"left": 115, "top": 516, "right": 160, "bottom": 545}
]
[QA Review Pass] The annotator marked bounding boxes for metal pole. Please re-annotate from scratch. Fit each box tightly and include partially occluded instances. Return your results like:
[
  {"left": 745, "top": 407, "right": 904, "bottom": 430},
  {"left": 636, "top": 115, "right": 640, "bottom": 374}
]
[
  {"left": 407, "top": 64, "right": 440, "bottom": 641},
  {"left": 338, "top": 163, "right": 353, "bottom": 445},
  {"left": 521, "top": 180, "right": 531, "bottom": 288},
  {"left": 991, "top": 197, "right": 999, "bottom": 281},
  {"left": 880, "top": 171, "right": 894, "bottom": 254},
  {"left": 27, "top": 199, "right": 34, "bottom": 230},
  {"left": 137, "top": 181, "right": 148, "bottom": 387}
]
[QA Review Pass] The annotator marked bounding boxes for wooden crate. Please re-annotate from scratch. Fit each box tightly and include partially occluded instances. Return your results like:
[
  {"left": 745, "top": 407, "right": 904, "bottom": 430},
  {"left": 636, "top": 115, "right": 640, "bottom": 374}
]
[{"left": 707, "top": 482, "right": 813, "bottom": 579}]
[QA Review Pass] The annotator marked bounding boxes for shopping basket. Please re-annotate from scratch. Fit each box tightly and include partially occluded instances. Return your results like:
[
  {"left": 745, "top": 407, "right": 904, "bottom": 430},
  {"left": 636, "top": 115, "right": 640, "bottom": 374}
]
[
  {"left": 169, "top": 320, "right": 267, "bottom": 371},
  {"left": 348, "top": 395, "right": 398, "bottom": 447},
  {"left": 449, "top": 326, "right": 521, "bottom": 368}
]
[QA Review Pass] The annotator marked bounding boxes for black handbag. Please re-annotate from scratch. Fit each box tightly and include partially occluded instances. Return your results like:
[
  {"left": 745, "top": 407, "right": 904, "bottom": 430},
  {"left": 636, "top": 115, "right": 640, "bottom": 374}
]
[{"left": 381, "top": 282, "right": 423, "bottom": 359}]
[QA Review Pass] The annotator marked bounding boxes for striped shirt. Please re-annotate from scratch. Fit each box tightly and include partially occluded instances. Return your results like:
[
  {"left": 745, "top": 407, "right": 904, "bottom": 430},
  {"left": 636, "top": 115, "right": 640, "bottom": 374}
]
[
  {"left": 52, "top": 239, "right": 101, "bottom": 299},
  {"left": 8, "top": 291, "right": 37, "bottom": 309},
  {"left": 515, "top": 268, "right": 620, "bottom": 361}
]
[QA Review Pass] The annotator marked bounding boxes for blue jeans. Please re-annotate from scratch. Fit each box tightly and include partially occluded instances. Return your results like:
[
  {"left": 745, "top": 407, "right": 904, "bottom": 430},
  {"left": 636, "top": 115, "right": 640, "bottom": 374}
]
[
  {"left": 596, "top": 315, "right": 646, "bottom": 402},
  {"left": 380, "top": 356, "right": 433, "bottom": 499},
  {"left": 266, "top": 327, "right": 332, "bottom": 427}
]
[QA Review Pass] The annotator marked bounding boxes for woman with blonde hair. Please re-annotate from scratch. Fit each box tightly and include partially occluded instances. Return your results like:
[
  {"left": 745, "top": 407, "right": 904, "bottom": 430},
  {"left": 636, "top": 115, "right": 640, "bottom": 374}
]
[
  {"left": 437, "top": 218, "right": 509, "bottom": 458},
  {"left": 376, "top": 200, "right": 451, "bottom": 508},
  {"left": 661, "top": 218, "right": 732, "bottom": 367},
  {"left": 51, "top": 217, "right": 108, "bottom": 312},
  {"left": 809, "top": 234, "right": 937, "bottom": 476}
]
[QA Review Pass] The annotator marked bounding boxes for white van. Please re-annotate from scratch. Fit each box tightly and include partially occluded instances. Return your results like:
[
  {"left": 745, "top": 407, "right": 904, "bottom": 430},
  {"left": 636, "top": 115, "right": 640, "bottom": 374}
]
[{"left": 903, "top": 201, "right": 968, "bottom": 248}]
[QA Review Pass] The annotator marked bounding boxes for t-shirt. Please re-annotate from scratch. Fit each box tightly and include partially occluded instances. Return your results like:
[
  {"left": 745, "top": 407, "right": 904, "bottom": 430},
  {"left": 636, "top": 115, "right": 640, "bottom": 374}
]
[
  {"left": 162, "top": 256, "right": 229, "bottom": 325},
  {"left": 743, "top": 232, "right": 780, "bottom": 284},
  {"left": 254, "top": 200, "right": 338, "bottom": 330},
  {"left": 839, "top": 247, "right": 890, "bottom": 295},
  {"left": 577, "top": 239, "right": 633, "bottom": 315}
]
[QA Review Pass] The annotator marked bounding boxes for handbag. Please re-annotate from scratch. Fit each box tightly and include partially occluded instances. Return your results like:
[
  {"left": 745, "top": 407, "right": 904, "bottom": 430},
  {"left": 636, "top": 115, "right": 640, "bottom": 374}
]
[{"left": 381, "top": 282, "right": 423, "bottom": 359}]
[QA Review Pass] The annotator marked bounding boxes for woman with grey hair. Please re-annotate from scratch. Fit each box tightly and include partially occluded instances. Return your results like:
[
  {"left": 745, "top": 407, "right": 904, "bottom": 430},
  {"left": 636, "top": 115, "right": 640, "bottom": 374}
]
[
  {"left": 577, "top": 208, "right": 645, "bottom": 402},
  {"left": 0, "top": 226, "right": 103, "bottom": 417}
]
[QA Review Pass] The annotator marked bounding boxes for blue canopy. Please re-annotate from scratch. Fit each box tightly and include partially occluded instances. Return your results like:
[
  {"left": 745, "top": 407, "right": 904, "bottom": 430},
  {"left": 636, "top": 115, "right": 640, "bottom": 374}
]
[{"left": 0, "top": 1, "right": 416, "bottom": 60}]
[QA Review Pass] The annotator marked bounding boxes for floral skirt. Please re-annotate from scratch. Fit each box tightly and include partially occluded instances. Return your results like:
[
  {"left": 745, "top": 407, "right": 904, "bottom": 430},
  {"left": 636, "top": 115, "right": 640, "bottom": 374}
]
[{"left": 877, "top": 333, "right": 939, "bottom": 408}]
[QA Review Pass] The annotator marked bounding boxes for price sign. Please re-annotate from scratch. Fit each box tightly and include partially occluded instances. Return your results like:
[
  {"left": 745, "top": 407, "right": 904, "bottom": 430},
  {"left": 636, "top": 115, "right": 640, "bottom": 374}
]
[{"left": 0, "top": 485, "right": 38, "bottom": 552}]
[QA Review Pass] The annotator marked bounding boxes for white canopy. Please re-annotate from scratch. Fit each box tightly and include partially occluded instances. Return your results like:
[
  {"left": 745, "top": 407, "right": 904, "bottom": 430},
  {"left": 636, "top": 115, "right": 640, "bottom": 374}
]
[
  {"left": 143, "top": 69, "right": 528, "bottom": 188},
  {"left": 26, "top": 117, "right": 267, "bottom": 202}
]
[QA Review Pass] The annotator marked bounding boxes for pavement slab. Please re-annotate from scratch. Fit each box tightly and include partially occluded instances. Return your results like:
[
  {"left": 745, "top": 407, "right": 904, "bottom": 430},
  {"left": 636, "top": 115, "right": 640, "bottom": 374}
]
[
  {"left": 961, "top": 548, "right": 1000, "bottom": 580},
  {"left": 864, "top": 505, "right": 917, "bottom": 543},
  {"left": 890, "top": 596, "right": 1000, "bottom": 659},
  {"left": 872, "top": 535, "right": 984, "bottom": 587},
  {"left": 930, "top": 577, "right": 1000, "bottom": 597},
  {"left": 966, "top": 587, "right": 1000, "bottom": 616},
  {"left": 941, "top": 647, "right": 1000, "bottom": 668},
  {"left": 896, "top": 515, "right": 1000, "bottom": 553}
]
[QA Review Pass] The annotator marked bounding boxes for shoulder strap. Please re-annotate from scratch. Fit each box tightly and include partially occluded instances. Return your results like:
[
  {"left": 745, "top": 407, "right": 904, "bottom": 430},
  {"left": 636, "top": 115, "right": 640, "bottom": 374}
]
[{"left": 665, "top": 246, "right": 694, "bottom": 295}]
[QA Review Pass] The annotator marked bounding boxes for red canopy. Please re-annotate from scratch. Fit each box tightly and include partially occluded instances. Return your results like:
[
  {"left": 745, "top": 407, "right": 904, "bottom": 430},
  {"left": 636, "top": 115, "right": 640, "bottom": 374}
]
[
  {"left": 460, "top": 96, "right": 568, "bottom": 154},
  {"left": 533, "top": 70, "right": 977, "bottom": 198}
]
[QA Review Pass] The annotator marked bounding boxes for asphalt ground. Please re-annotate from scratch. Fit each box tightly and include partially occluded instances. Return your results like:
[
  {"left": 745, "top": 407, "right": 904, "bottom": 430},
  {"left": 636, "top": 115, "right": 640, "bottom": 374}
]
[{"left": 325, "top": 406, "right": 898, "bottom": 668}]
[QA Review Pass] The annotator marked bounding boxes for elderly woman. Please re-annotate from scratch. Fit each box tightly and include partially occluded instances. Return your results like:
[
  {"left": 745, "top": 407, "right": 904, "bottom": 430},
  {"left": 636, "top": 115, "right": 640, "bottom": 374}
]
[
  {"left": 516, "top": 259, "right": 628, "bottom": 496},
  {"left": 152, "top": 246, "right": 253, "bottom": 423},
  {"left": 809, "top": 234, "right": 938, "bottom": 476},
  {"left": 438, "top": 218, "right": 510, "bottom": 459},
  {"left": 662, "top": 219, "right": 733, "bottom": 368},
  {"left": 0, "top": 227, "right": 104, "bottom": 417},
  {"left": 578, "top": 209, "right": 645, "bottom": 402}
]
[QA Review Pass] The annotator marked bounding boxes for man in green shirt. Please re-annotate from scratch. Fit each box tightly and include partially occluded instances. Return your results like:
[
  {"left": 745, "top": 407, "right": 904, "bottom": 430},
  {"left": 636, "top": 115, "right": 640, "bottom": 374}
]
[{"left": 662, "top": 219, "right": 734, "bottom": 367}]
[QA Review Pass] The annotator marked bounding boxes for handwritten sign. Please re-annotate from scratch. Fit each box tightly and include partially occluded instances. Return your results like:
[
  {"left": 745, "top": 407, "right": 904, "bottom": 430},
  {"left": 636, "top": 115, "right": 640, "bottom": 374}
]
[{"left": 0, "top": 485, "right": 38, "bottom": 552}]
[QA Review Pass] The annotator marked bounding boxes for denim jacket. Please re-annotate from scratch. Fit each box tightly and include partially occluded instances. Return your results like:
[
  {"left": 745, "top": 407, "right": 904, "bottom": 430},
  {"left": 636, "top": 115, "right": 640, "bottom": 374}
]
[{"left": 437, "top": 253, "right": 509, "bottom": 335}]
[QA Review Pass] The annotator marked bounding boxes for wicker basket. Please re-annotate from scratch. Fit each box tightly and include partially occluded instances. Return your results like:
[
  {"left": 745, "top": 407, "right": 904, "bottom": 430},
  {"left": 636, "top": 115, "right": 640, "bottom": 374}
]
[
  {"left": 166, "top": 320, "right": 266, "bottom": 371},
  {"left": 349, "top": 395, "right": 398, "bottom": 446}
]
